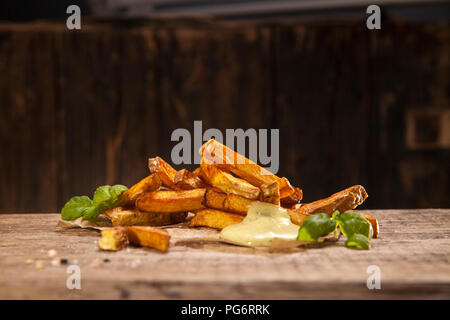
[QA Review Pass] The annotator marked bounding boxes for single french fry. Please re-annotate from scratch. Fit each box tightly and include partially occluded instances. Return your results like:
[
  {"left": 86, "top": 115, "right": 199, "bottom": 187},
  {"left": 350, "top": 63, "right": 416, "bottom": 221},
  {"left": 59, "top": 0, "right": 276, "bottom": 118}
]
[
  {"left": 136, "top": 188, "right": 206, "bottom": 213},
  {"left": 291, "top": 185, "right": 368, "bottom": 217},
  {"left": 126, "top": 226, "right": 170, "bottom": 252},
  {"left": 260, "top": 181, "right": 280, "bottom": 205},
  {"left": 98, "top": 227, "right": 129, "bottom": 251},
  {"left": 103, "top": 207, "right": 187, "bottom": 226},
  {"left": 174, "top": 169, "right": 206, "bottom": 190},
  {"left": 203, "top": 189, "right": 309, "bottom": 225},
  {"left": 203, "top": 189, "right": 252, "bottom": 215},
  {"left": 116, "top": 174, "right": 161, "bottom": 207},
  {"left": 199, "top": 164, "right": 260, "bottom": 200},
  {"left": 190, "top": 209, "right": 244, "bottom": 230},
  {"left": 280, "top": 187, "right": 303, "bottom": 207},
  {"left": 148, "top": 157, "right": 180, "bottom": 190},
  {"left": 199, "top": 139, "right": 295, "bottom": 198}
]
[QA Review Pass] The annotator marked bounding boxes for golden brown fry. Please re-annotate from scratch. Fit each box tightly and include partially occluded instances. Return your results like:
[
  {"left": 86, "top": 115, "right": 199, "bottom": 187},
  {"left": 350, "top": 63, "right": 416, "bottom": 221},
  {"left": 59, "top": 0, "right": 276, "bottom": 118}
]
[
  {"left": 116, "top": 174, "right": 161, "bottom": 207},
  {"left": 199, "top": 139, "right": 295, "bottom": 198},
  {"left": 280, "top": 187, "right": 303, "bottom": 207},
  {"left": 291, "top": 185, "right": 368, "bottom": 216},
  {"left": 174, "top": 169, "right": 206, "bottom": 190},
  {"left": 98, "top": 226, "right": 170, "bottom": 252},
  {"left": 190, "top": 209, "right": 244, "bottom": 230},
  {"left": 199, "top": 164, "right": 260, "bottom": 200},
  {"left": 148, "top": 157, "right": 180, "bottom": 190},
  {"left": 136, "top": 188, "right": 206, "bottom": 213},
  {"left": 260, "top": 181, "right": 280, "bottom": 205},
  {"left": 203, "top": 189, "right": 309, "bottom": 225},
  {"left": 203, "top": 189, "right": 252, "bottom": 215},
  {"left": 98, "top": 227, "right": 128, "bottom": 251},
  {"left": 355, "top": 211, "right": 379, "bottom": 238},
  {"left": 103, "top": 207, "right": 187, "bottom": 226},
  {"left": 126, "top": 226, "right": 170, "bottom": 252}
]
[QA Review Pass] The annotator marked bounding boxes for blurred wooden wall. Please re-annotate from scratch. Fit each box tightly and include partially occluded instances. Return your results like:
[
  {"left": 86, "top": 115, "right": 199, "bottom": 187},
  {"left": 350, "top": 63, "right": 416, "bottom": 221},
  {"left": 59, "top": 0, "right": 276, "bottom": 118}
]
[{"left": 0, "top": 19, "right": 448, "bottom": 213}]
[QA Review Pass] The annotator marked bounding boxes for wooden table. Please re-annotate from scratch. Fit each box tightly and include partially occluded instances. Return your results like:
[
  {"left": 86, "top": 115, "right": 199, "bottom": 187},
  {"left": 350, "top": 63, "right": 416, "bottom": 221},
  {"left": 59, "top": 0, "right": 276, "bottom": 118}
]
[{"left": 0, "top": 210, "right": 449, "bottom": 299}]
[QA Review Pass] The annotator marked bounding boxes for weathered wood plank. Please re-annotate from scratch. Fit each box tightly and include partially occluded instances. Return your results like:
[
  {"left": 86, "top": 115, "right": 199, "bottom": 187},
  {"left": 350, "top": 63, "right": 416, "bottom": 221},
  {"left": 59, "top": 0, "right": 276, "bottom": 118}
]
[
  {"left": 0, "top": 20, "right": 448, "bottom": 213},
  {"left": 0, "top": 210, "right": 449, "bottom": 299}
]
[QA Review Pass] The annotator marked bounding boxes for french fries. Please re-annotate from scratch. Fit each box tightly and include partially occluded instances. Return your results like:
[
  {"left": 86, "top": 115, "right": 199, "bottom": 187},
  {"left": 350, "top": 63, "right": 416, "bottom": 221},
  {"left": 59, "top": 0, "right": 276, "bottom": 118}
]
[
  {"left": 103, "top": 207, "right": 187, "bottom": 226},
  {"left": 199, "top": 164, "right": 260, "bottom": 200},
  {"left": 98, "top": 227, "right": 129, "bottom": 251},
  {"left": 190, "top": 209, "right": 244, "bottom": 230},
  {"left": 260, "top": 181, "right": 280, "bottom": 205},
  {"left": 203, "top": 189, "right": 309, "bottom": 225},
  {"left": 136, "top": 188, "right": 206, "bottom": 213},
  {"left": 200, "top": 139, "right": 295, "bottom": 198},
  {"left": 116, "top": 174, "right": 161, "bottom": 207},
  {"left": 126, "top": 226, "right": 170, "bottom": 252},
  {"left": 94, "top": 138, "right": 375, "bottom": 252},
  {"left": 291, "top": 185, "right": 368, "bottom": 215},
  {"left": 174, "top": 169, "right": 206, "bottom": 190},
  {"left": 280, "top": 187, "right": 303, "bottom": 207},
  {"left": 148, "top": 157, "right": 181, "bottom": 190},
  {"left": 203, "top": 189, "right": 252, "bottom": 215},
  {"left": 99, "top": 226, "right": 170, "bottom": 252}
]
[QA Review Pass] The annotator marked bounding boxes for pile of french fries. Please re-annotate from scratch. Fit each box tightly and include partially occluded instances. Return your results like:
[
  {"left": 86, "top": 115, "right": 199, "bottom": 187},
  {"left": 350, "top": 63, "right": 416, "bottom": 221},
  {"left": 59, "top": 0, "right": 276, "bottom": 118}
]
[{"left": 99, "top": 139, "right": 378, "bottom": 252}]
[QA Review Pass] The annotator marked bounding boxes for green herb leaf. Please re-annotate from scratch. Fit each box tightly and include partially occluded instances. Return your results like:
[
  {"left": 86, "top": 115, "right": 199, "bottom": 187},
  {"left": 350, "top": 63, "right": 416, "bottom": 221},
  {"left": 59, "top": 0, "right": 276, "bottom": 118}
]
[
  {"left": 93, "top": 185, "right": 114, "bottom": 210},
  {"left": 61, "top": 184, "right": 128, "bottom": 221},
  {"left": 334, "top": 211, "right": 373, "bottom": 239},
  {"left": 81, "top": 205, "right": 102, "bottom": 221},
  {"left": 110, "top": 184, "right": 128, "bottom": 203},
  {"left": 297, "top": 213, "right": 336, "bottom": 242},
  {"left": 345, "top": 233, "right": 370, "bottom": 250},
  {"left": 61, "top": 196, "right": 94, "bottom": 221}
]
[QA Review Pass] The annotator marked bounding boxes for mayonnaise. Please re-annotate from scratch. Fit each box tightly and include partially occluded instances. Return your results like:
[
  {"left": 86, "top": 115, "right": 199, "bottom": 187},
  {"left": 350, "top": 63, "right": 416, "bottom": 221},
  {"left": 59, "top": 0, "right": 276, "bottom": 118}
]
[{"left": 219, "top": 201, "right": 299, "bottom": 247}]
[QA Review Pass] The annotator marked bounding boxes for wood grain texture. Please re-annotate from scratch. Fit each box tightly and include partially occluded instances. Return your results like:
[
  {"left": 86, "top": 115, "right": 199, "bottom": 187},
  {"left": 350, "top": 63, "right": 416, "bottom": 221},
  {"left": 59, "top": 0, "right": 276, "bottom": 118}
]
[
  {"left": 0, "top": 19, "right": 448, "bottom": 213},
  {"left": 0, "top": 210, "right": 449, "bottom": 299}
]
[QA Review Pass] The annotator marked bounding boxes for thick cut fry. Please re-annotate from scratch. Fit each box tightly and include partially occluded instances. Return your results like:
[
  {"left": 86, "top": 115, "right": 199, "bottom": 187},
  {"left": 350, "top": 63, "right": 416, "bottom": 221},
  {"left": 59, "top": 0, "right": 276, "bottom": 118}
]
[
  {"left": 99, "top": 227, "right": 128, "bottom": 251},
  {"left": 190, "top": 209, "right": 244, "bottom": 230},
  {"left": 136, "top": 188, "right": 206, "bottom": 213},
  {"left": 203, "top": 189, "right": 309, "bottom": 225},
  {"left": 260, "top": 181, "right": 280, "bottom": 205},
  {"left": 203, "top": 189, "right": 252, "bottom": 215},
  {"left": 126, "top": 226, "right": 170, "bottom": 252},
  {"left": 280, "top": 187, "right": 303, "bottom": 207},
  {"left": 148, "top": 157, "right": 180, "bottom": 190},
  {"left": 199, "top": 164, "right": 260, "bottom": 200},
  {"left": 200, "top": 139, "right": 295, "bottom": 198},
  {"left": 291, "top": 185, "right": 368, "bottom": 216},
  {"left": 98, "top": 226, "right": 170, "bottom": 252},
  {"left": 103, "top": 207, "right": 187, "bottom": 226},
  {"left": 355, "top": 211, "right": 380, "bottom": 238},
  {"left": 116, "top": 174, "right": 161, "bottom": 207},
  {"left": 174, "top": 169, "right": 206, "bottom": 190}
]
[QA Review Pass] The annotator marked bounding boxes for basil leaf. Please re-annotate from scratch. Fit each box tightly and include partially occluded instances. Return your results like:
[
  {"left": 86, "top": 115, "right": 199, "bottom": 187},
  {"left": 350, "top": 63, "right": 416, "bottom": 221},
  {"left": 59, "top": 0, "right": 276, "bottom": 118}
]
[
  {"left": 93, "top": 185, "right": 114, "bottom": 209},
  {"left": 297, "top": 213, "right": 336, "bottom": 242},
  {"left": 110, "top": 184, "right": 128, "bottom": 203},
  {"left": 345, "top": 233, "right": 370, "bottom": 250},
  {"left": 81, "top": 205, "right": 102, "bottom": 220},
  {"left": 61, "top": 196, "right": 94, "bottom": 221},
  {"left": 61, "top": 184, "right": 128, "bottom": 221},
  {"left": 334, "top": 211, "right": 373, "bottom": 239}
]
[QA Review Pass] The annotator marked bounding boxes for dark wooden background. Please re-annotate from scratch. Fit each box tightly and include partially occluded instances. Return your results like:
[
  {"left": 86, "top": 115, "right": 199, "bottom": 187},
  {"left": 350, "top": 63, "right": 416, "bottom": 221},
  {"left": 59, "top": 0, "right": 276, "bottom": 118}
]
[{"left": 0, "top": 18, "right": 448, "bottom": 213}]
